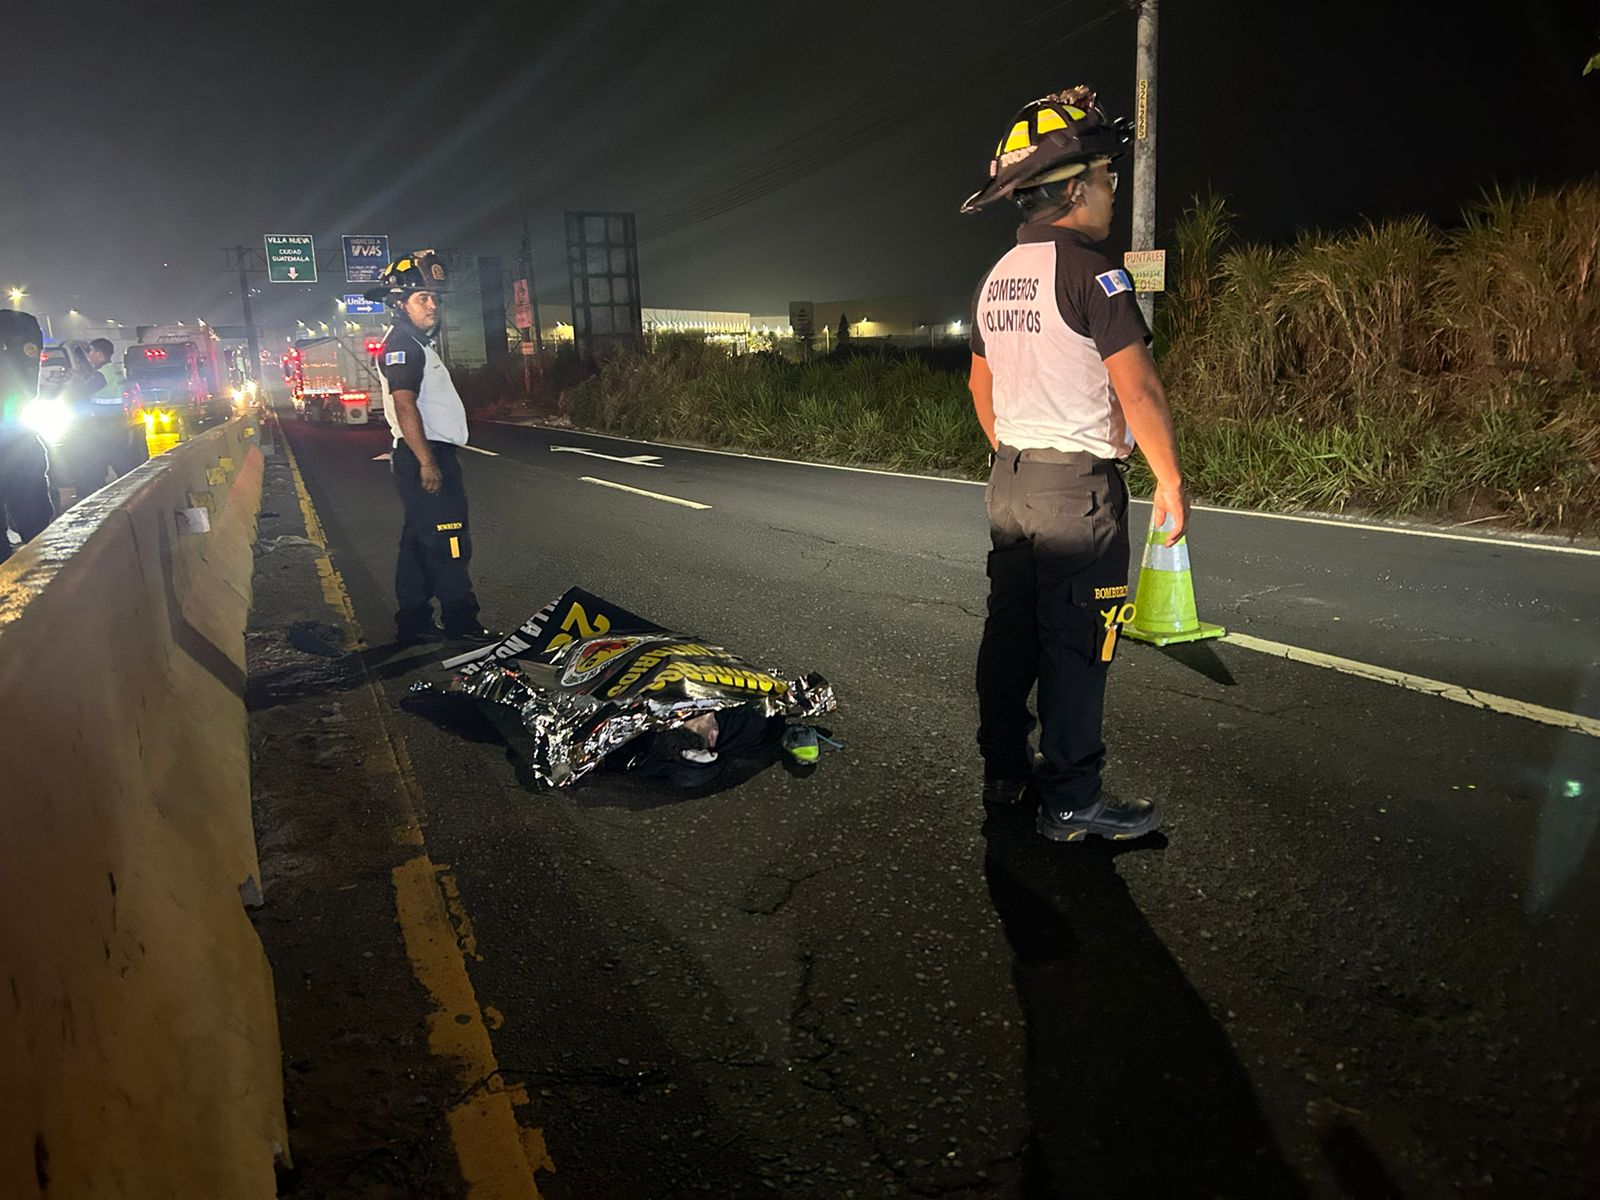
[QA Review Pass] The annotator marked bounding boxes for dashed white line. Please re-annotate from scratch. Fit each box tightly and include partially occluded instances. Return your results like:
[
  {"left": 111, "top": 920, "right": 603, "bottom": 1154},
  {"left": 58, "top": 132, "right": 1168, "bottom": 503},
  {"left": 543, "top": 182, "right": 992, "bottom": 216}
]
[
  {"left": 494, "top": 422, "right": 1600, "bottom": 557},
  {"left": 551, "top": 445, "right": 661, "bottom": 467},
  {"left": 1222, "top": 631, "right": 1600, "bottom": 738},
  {"left": 459, "top": 444, "right": 499, "bottom": 457},
  {"left": 579, "top": 476, "right": 711, "bottom": 510}
]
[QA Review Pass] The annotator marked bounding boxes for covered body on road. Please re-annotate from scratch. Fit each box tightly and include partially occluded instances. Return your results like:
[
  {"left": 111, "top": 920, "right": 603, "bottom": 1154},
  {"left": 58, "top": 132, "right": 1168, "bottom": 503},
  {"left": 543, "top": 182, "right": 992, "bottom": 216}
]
[{"left": 417, "top": 586, "right": 836, "bottom": 787}]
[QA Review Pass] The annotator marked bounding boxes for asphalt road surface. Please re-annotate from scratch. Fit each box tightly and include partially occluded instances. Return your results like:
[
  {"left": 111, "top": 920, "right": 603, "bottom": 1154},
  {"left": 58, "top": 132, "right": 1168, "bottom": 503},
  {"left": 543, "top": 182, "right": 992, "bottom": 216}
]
[{"left": 282, "top": 415, "right": 1600, "bottom": 1198}]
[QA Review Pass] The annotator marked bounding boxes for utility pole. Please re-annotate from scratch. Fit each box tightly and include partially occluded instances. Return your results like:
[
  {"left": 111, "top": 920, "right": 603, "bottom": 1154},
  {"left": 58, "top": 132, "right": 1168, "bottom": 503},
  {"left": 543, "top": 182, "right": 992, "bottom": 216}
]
[
  {"left": 1130, "top": 0, "right": 1158, "bottom": 329},
  {"left": 522, "top": 220, "right": 545, "bottom": 361},
  {"left": 235, "top": 246, "right": 261, "bottom": 384}
]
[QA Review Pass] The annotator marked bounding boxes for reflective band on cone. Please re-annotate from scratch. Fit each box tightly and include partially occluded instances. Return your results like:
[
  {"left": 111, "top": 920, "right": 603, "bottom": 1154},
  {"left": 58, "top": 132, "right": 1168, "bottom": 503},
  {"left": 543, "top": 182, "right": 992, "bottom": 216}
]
[{"left": 1125, "top": 512, "right": 1225, "bottom": 647}]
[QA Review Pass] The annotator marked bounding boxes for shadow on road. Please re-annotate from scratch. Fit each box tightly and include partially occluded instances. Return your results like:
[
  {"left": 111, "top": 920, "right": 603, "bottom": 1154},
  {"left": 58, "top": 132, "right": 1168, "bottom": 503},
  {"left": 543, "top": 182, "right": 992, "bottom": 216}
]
[
  {"left": 1153, "top": 640, "right": 1238, "bottom": 687},
  {"left": 245, "top": 632, "right": 454, "bottom": 712},
  {"left": 981, "top": 804, "right": 1303, "bottom": 1197}
]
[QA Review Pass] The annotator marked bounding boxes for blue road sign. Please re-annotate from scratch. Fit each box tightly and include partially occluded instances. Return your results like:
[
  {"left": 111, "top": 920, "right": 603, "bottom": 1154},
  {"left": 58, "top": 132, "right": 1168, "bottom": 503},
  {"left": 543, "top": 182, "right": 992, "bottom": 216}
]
[
  {"left": 342, "top": 235, "right": 390, "bottom": 284},
  {"left": 342, "top": 295, "right": 385, "bottom": 315}
]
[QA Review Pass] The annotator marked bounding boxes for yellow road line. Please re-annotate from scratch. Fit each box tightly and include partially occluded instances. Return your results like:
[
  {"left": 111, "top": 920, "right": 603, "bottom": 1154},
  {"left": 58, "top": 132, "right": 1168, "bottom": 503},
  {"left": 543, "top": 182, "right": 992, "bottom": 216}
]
[
  {"left": 1223, "top": 631, "right": 1600, "bottom": 739},
  {"left": 578, "top": 475, "right": 711, "bottom": 509},
  {"left": 275, "top": 414, "right": 552, "bottom": 1196},
  {"left": 394, "top": 856, "right": 552, "bottom": 1197},
  {"left": 275, "top": 421, "right": 361, "bottom": 630}
]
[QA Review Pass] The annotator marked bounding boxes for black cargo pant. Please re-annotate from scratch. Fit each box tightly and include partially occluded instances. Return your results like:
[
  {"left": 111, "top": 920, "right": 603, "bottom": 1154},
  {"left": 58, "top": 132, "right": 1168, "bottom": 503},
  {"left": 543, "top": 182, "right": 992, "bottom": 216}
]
[
  {"left": 0, "top": 429, "right": 54, "bottom": 565},
  {"left": 976, "top": 445, "right": 1131, "bottom": 813},
  {"left": 391, "top": 440, "right": 480, "bottom": 635}
]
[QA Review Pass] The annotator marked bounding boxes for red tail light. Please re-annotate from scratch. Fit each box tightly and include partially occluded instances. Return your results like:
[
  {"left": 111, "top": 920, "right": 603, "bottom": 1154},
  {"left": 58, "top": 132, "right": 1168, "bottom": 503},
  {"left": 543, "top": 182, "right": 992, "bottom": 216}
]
[
  {"left": 341, "top": 392, "right": 369, "bottom": 403},
  {"left": 142, "top": 347, "right": 168, "bottom": 360},
  {"left": 365, "top": 339, "right": 383, "bottom": 355}
]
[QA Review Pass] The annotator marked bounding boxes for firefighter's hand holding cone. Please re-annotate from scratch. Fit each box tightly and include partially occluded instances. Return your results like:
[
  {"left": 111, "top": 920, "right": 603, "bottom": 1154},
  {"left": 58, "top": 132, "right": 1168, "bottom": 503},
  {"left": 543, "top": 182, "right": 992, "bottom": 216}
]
[{"left": 1151, "top": 477, "right": 1190, "bottom": 547}]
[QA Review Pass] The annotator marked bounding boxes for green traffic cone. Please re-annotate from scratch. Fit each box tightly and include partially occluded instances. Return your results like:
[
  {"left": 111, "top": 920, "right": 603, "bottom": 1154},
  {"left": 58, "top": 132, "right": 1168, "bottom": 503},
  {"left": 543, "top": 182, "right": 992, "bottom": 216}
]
[{"left": 1124, "top": 512, "right": 1225, "bottom": 647}]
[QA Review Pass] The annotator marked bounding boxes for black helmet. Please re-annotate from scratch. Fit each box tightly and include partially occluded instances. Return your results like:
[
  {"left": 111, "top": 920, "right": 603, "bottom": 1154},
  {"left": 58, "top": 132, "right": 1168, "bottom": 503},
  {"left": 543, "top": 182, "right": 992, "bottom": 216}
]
[
  {"left": 364, "top": 250, "right": 448, "bottom": 305},
  {"left": 960, "top": 86, "right": 1131, "bottom": 214}
]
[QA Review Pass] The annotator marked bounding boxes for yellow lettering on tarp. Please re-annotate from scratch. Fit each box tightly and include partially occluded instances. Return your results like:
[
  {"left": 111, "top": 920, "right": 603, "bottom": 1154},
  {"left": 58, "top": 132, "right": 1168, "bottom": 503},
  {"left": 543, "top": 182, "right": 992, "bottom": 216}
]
[
  {"left": 606, "top": 652, "right": 789, "bottom": 699},
  {"left": 547, "top": 601, "right": 613, "bottom": 653}
]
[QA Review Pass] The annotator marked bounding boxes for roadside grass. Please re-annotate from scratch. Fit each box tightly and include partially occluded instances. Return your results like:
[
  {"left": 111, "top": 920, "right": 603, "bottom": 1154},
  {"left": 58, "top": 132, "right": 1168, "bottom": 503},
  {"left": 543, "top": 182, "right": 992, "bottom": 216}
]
[
  {"left": 565, "top": 340, "right": 991, "bottom": 477},
  {"left": 478, "top": 180, "right": 1600, "bottom": 533}
]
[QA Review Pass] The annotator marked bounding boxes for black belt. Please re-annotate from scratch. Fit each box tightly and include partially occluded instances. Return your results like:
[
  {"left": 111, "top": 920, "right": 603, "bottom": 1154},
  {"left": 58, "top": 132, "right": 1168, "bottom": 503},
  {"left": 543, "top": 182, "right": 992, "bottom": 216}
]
[{"left": 990, "top": 444, "right": 1122, "bottom": 471}]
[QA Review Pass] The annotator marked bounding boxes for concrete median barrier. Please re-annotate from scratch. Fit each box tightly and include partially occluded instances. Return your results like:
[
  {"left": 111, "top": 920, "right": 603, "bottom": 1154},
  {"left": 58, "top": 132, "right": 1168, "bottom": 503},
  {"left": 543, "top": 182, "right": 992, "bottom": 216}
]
[{"left": 0, "top": 416, "right": 286, "bottom": 1198}]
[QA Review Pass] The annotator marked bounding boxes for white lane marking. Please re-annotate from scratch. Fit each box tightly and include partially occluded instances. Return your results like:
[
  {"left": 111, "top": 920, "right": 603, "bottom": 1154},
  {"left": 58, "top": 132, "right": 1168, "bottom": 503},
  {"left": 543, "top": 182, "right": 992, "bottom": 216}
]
[
  {"left": 579, "top": 476, "right": 711, "bottom": 510},
  {"left": 372, "top": 452, "right": 391, "bottom": 461},
  {"left": 500, "top": 423, "right": 967, "bottom": 485},
  {"left": 551, "top": 445, "right": 662, "bottom": 467},
  {"left": 1166, "top": 503, "right": 1600, "bottom": 558},
  {"left": 1222, "top": 631, "right": 1600, "bottom": 739},
  {"left": 459, "top": 444, "right": 499, "bottom": 456},
  {"left": 494, "top": 422, "right": 1600, "bottom": 558}
]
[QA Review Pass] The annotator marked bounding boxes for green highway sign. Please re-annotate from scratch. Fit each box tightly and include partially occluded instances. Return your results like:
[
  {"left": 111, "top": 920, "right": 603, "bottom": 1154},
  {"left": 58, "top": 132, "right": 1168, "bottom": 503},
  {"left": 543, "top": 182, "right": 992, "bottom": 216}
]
[{"left": 265, "top": 234, "right": 317, "bottom": 283}]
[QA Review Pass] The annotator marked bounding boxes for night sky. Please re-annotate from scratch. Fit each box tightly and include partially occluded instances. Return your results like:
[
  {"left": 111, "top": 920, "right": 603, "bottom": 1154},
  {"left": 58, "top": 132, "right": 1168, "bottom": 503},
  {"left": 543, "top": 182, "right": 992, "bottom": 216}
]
[{"left": 5, "top": 0, "right": 1597, "bottom": 332}]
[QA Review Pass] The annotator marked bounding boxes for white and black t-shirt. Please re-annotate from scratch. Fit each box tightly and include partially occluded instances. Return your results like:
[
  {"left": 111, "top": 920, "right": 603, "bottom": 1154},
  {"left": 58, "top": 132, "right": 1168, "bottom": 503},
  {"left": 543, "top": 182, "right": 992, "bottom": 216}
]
[
  {"left": 970, "top": 225, "right": 1150, "bottom": 459},
  {"left": 377, "top": 321, "right": 470, "bottom": 448}
]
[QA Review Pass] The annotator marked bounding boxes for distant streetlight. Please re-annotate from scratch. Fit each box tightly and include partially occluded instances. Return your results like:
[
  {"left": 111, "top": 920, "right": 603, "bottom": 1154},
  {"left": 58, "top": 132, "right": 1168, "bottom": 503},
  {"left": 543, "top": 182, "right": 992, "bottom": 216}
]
[{"left": 8, "top": 287, "right": 25, "bottom": 305}]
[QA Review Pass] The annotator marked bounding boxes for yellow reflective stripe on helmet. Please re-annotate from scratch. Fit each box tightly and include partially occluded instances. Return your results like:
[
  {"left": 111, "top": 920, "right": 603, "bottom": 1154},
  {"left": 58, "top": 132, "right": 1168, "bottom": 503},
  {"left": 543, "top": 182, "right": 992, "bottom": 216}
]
[
  {"left": 1037, "top": 106, "right": 1087, "bottom": 134},
  {"left": 1002, "top": 120, "right": 1032, "bottom": 153}
]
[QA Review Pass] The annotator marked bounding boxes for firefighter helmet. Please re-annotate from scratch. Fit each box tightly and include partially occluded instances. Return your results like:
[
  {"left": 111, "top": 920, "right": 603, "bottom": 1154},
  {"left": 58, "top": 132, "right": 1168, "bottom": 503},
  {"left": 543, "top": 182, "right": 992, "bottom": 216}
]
[
  {"left": 364, "top": 250, "right": 449, "bottom": 304},
  {"left": 960, "top": 86, "right": 1132, "bottom": 214}
]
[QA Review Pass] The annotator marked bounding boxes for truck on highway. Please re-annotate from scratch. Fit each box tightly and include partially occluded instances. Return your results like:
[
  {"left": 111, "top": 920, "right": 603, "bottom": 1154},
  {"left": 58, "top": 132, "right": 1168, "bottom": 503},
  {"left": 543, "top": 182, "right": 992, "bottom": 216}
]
[
  {"left": 283, "top": 335, "right": 383, "bottom": 426},
  {"left": 124, "top": 324, "right": 229, "bottom": 428}
]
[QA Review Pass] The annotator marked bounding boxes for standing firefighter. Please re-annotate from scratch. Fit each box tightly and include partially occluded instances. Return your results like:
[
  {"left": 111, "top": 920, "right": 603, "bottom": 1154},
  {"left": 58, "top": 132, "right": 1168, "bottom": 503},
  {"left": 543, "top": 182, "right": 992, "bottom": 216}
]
[
  {"left": 367, "top": 252, "right": 497, "bottom": 644},
  {"left": 962, "top": 86, "right": 1190, "bottom": 842},
  {"left": 0, "top": 309, "right": 53, "bottom": 565}
]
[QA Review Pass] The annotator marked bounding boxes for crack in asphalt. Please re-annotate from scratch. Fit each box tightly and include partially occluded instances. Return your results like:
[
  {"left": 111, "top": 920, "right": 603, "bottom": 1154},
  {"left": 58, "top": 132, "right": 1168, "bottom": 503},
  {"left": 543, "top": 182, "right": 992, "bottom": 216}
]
[
  {"left": 495, "top": 1063, "right": 673, "bottom": 1093},
  {"left": 1233, "top": 583, "right": 1308, "bottom": 605},
  {"left": 837, "top": 587, "right": 985, "bottom": 621},
  {"left": 766, "top": 525, "right": 843, "bottom": 547},
  {"left": 1158, "top": 683, "right": 1351, "bottom": 722},
  {"left": 738, "top": 863, "right": 844, "bottom": 916}
]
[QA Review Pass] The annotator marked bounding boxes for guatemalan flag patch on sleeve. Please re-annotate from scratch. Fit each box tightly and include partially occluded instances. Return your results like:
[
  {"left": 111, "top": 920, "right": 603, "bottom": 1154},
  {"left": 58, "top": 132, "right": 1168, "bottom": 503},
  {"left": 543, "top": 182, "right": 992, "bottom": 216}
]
[{"left": 1095, "top": 269, "right": 1134, "bottom": 297}]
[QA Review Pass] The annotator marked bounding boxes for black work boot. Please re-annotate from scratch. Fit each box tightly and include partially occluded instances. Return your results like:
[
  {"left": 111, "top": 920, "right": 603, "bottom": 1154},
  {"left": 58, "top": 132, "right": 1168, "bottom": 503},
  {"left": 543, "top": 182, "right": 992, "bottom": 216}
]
[{"left": 1037, "top": 792, "right": 1162, "bottom": 842}]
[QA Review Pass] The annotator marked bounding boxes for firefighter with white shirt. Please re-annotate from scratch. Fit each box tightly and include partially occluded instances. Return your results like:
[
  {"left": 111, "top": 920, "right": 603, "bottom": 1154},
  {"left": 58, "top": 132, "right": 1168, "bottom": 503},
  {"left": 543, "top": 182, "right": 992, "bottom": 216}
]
[
  {"left": 368, "top": 251, "right": 496, "bottom": 645},
  {"left": 962, "top": 86, "right": 1191, "bottom": 842}
]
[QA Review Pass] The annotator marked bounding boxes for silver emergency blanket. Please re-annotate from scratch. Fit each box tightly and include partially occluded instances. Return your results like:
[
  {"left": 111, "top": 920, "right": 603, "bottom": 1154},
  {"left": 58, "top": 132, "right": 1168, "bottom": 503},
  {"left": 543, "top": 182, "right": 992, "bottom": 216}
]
[{"left": 413, "top": 587, "right": 836, "bottom": 788}]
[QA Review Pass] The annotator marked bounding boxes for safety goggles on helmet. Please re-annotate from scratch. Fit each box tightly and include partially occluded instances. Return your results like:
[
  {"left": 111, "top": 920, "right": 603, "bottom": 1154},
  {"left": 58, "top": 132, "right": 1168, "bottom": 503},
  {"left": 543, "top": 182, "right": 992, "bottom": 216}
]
[
  {"left": 960, "top": 86, "right": 1132, "bottom": 214},
  {"left": 363, "top": 249, "right": 449, "bottom": 304}
]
